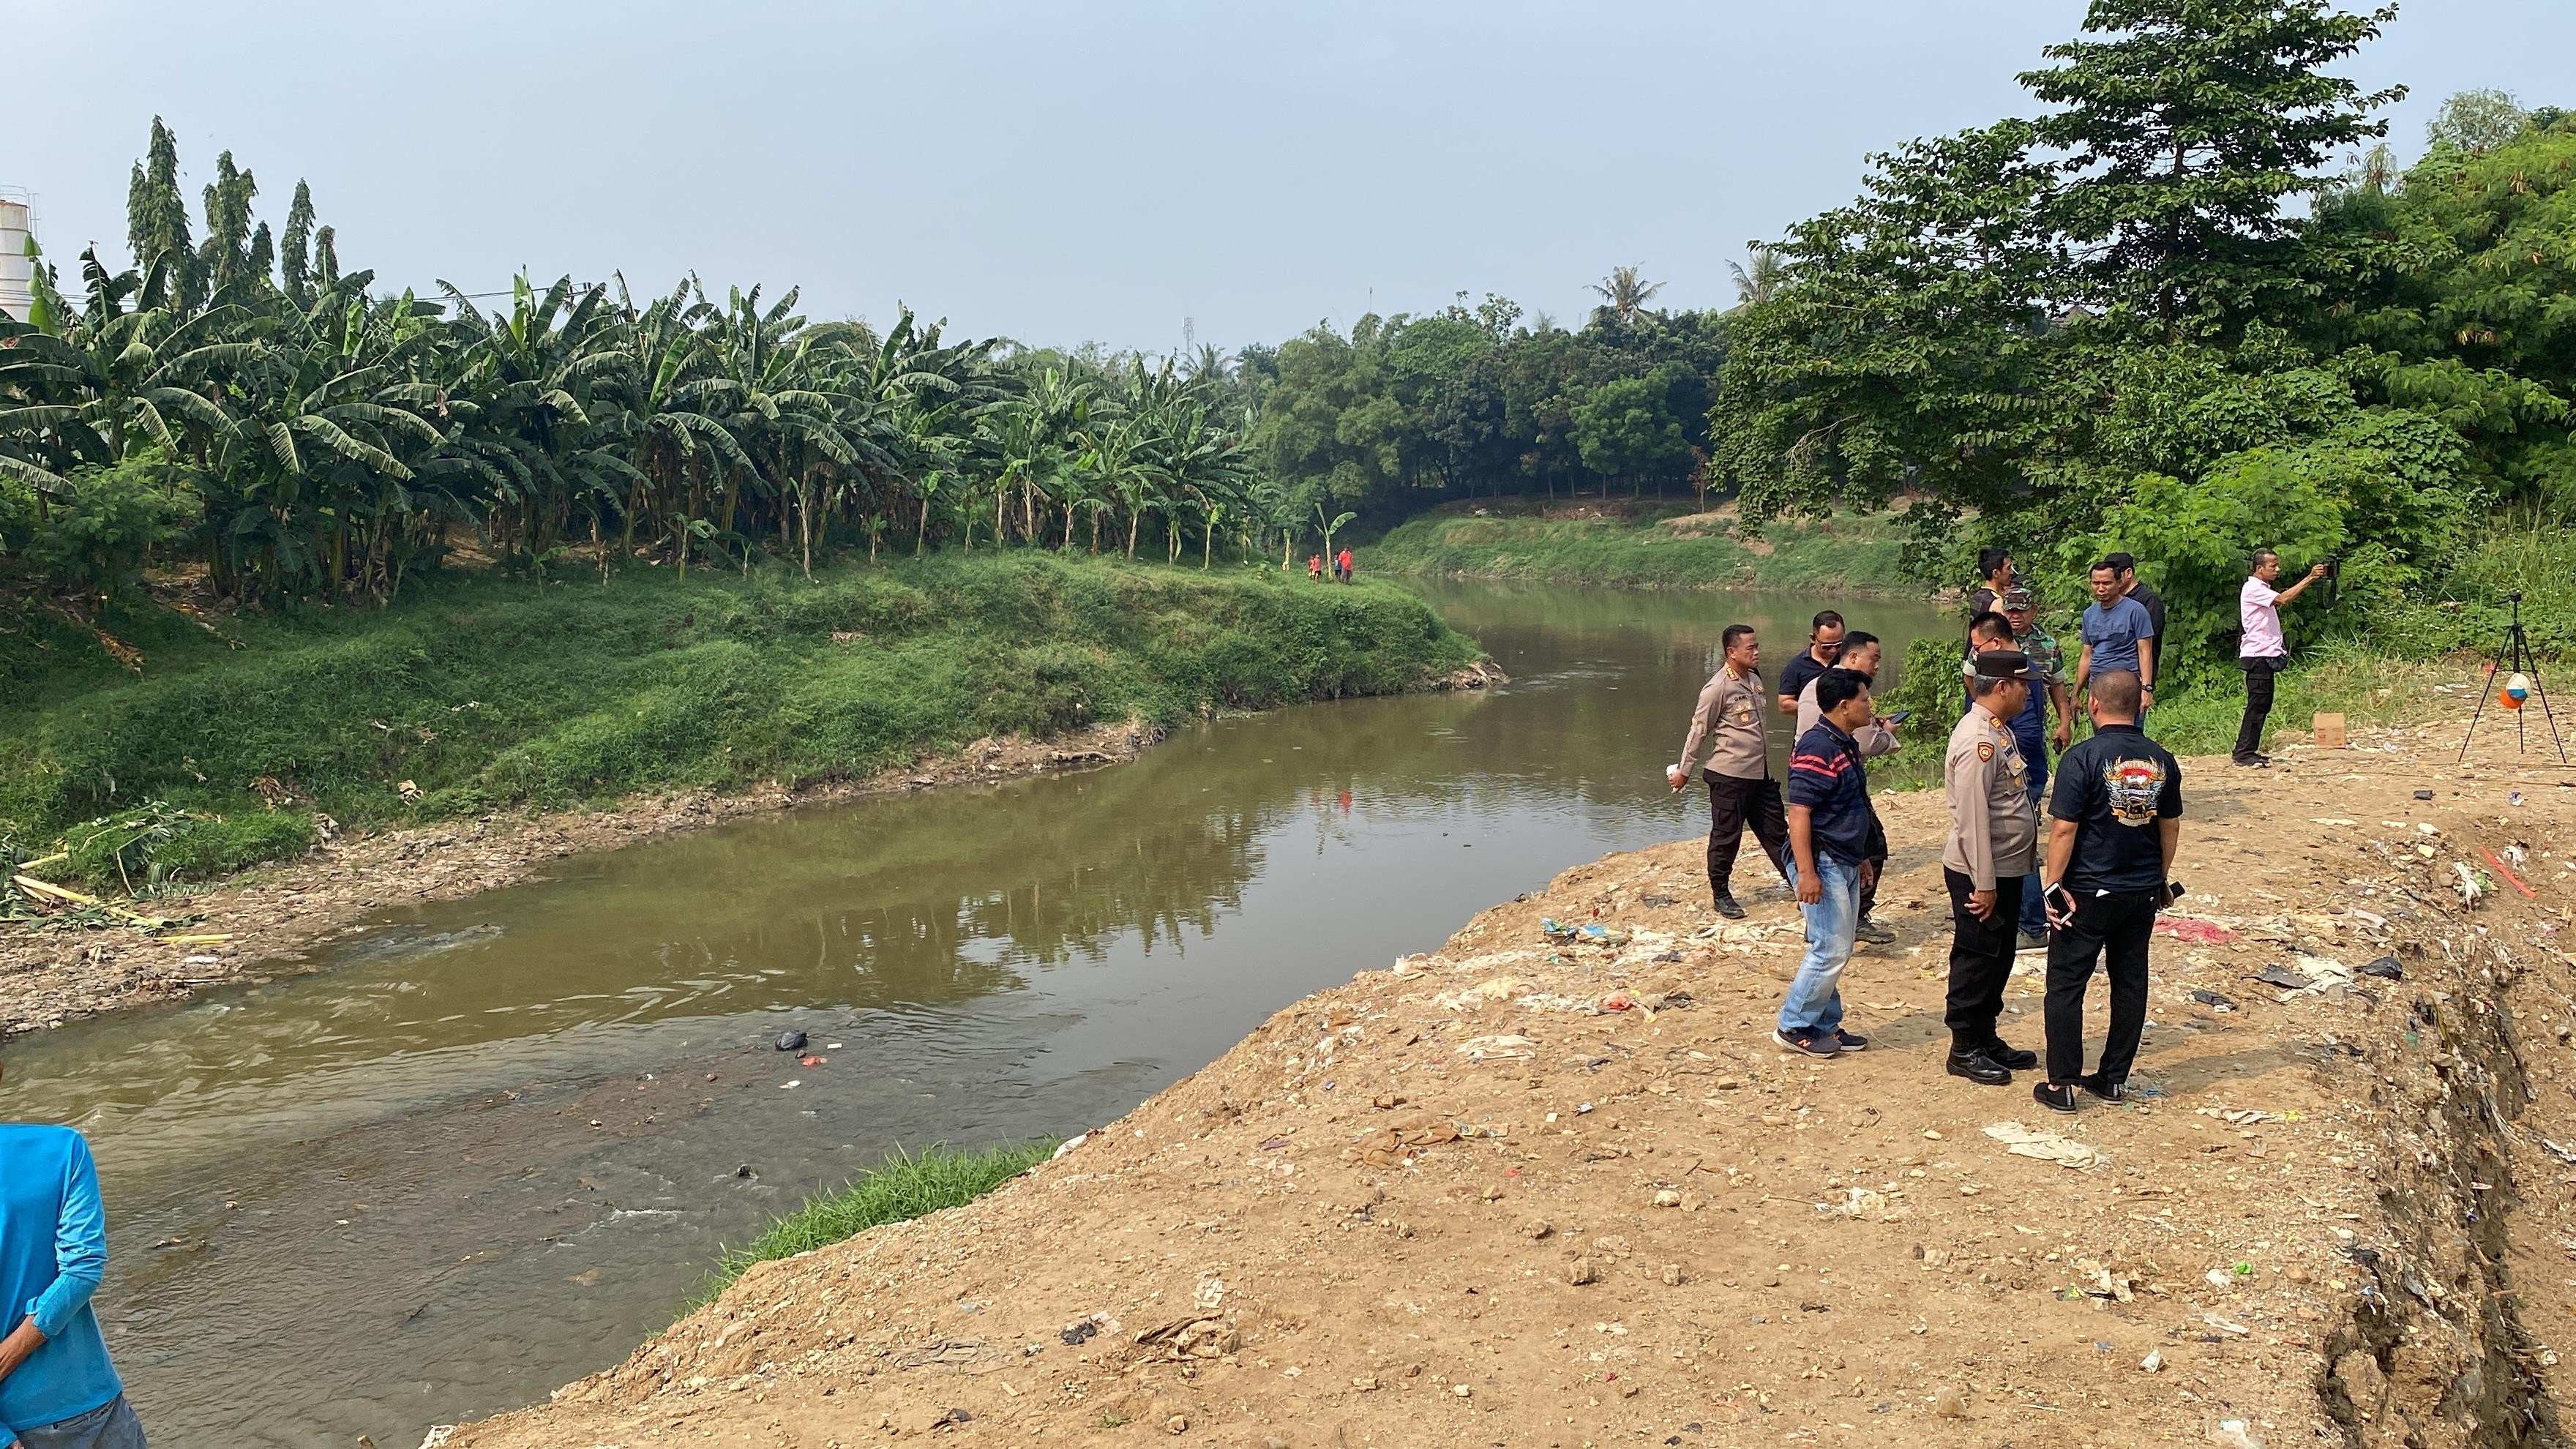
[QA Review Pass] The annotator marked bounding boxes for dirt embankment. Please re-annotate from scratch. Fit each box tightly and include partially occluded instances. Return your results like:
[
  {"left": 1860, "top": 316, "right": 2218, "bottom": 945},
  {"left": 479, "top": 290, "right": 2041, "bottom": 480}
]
[{"left": 448, "top": 714, "right": 2576, "bottom": 1449}]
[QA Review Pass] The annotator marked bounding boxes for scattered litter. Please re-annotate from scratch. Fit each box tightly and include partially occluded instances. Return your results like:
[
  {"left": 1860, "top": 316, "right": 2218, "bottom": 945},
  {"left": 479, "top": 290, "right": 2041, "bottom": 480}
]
[
  {"left": 2211, "top": 1418, "right": 2264, "bottom": 1449},
  {"left": 2481, "top": 847, "right": 2537, "bottom": 900},
  {"left": 1460, "top": 1035, "right": 1538, "bottom": 1063},
  {"left": 1982, "top": 1120, "right": 2106, "bottom": 1169},
  {"left": 2540, "top": 1139, "right": 2576, "bottom": 1167},
  {"left": 2188, "top": 989, "right": 2239, "bottom": 1013},
  {"left": 2359, "top": 955, "right": 2404, "bottom": 981},
  {"left": 2453, "top": 861, "right": 2487, "bottom": 907},
  {"left": 774, "top": 1029, "right": 809, "bottom": 1052},
  {"left": 2414, "top": 789, "right": 2436, "bottom": 801},
  {"left": 2309, "top": 817, "right": 2356, "bottom": 826},
  {"left": 798, "top": 1054, "right": 825, "bottom": 1067},
  {"left": 2140, "top": 1349, "right": 2162, "bottom": 1372},
  {"left": 2510, "top": 791, "right": 2527, "bottom": 808},
  {"left": 1052, "top": 1129, "right": 1099, "bottom": 1160},
  {"left": 2250, "top": 965, "right": 2310, "bottom": 991},
  {"left": 2154, "top": 916, "right": 2236, "bottom": 944},
  {"left": 2202, "top": 1314, "right": 2252, "bottom": 1337},
  {"left": 1540, "top": 918, "right": 1628, "bottom": 947}
]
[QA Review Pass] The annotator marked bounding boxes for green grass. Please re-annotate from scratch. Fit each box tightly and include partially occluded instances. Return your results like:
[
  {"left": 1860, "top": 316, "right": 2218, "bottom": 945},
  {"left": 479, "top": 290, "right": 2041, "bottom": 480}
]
[
  {"left": 1368, "top": 501, "right": 1915, "bottom": 594},
  {"left": 691, "top": 1142, "right": 1050, "bottom": 1309},
  {"left": 0, "top": 554, "right": 1484, "bottom": 889}
]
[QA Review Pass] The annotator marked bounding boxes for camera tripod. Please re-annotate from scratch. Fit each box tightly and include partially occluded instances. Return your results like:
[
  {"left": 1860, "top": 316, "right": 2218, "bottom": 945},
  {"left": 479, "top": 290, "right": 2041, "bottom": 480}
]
[{"left": 2457, "top": 592, "right": 2567, "bottom": 764}]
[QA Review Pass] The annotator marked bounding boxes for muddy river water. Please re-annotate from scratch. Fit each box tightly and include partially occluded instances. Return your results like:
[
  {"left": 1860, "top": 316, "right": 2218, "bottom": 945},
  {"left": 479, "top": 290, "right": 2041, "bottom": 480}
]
[{"left": 1, "top": 583, "right": 1942, "bottom": 1447}]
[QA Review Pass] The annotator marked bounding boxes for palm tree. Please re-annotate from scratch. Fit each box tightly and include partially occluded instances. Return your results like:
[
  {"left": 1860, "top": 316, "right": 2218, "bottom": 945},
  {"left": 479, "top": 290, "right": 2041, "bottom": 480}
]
[
  {"left": 1728, "top": 247, "right": 1786, "bottom": 307},
  {"left": 1590, "top": 265, "right": 1665, "bottom": 325}
]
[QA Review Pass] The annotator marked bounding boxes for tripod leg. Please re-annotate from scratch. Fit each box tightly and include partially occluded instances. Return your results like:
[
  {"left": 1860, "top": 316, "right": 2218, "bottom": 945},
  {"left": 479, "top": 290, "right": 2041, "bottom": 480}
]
[
  {"left": 2459, "top": 650, "right": 2501, "bottom": 764},
  {"left": 2517, "top": 631, "right": 2568, "bottom": 765}
]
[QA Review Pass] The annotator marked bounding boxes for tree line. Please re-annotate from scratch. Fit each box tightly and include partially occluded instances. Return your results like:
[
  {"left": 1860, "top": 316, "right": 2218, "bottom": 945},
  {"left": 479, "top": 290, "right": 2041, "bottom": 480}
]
[
  {"left": 0, "top": 121, "right": 1275, "bottom": 607},
  {"left": 1710, "top": 1, "right": 2576, "bottom": 679}
]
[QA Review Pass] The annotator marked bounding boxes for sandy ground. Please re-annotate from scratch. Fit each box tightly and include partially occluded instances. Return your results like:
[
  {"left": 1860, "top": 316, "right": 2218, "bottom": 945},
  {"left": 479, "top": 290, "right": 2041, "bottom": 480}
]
[{"left": 437, "top": 707, "right": 2576, "bottom": 1449}]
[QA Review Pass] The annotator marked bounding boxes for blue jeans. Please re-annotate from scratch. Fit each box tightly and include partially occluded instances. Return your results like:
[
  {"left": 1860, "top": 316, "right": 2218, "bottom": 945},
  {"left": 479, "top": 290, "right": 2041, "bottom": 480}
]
[
  {"left": 19, "top": 1395, "right": 148, "bottom": 1449},
  {"left": 1779, "top": 854, "right": 1860, "bottom": 1036},
  {"left": 2018, "top": 763, "right": 2049, "bottom": 937}
]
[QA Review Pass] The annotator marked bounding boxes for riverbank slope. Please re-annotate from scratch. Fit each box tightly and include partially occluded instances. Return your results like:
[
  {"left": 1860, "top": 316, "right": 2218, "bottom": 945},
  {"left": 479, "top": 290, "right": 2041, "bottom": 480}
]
[
  {"left": 457, "top": 698, "right": 2572, "bottom": 1448},
  {"left": 1369, "top": 499, "right": 1916, "bottom": 594},
  {"left": 0, "top": 556, "right": 1493, "bottom": 1034}
]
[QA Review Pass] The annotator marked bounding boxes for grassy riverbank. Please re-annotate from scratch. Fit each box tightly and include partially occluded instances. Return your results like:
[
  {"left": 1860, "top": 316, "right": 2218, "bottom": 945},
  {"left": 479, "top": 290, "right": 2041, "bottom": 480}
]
[
  {"left": 0, "top": 556, "right": 1484, "bottom": 891},
  {"left": 693, "top": 1142, "right": 1049, "bottom": 1310},
  {"left": 1368, "top": 500, "right": 1914, "bottom": 593}
]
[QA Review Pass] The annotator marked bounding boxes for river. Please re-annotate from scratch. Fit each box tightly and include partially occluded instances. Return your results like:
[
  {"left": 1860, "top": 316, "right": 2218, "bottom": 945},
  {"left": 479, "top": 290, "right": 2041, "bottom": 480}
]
[{"left": 0, "top": 582, "right": 1942, "bottom": 1448}]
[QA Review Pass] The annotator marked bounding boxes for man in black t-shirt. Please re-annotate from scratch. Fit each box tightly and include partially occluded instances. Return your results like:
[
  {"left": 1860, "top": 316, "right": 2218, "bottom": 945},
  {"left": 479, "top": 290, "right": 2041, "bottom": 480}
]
[
  {"left": 1775, "top": 610, "right": 1845, "bottom": 716},
  {"left": 2033, "top": 670, "right": 2181, "bottom": 1114}
]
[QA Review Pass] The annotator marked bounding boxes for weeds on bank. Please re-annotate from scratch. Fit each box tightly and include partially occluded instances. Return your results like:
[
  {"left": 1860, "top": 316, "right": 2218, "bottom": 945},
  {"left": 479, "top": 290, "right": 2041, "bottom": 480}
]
[
  {"left": 1371, "top": 508, "right": 1915, "bottom": 594},
  {"left": 689, "top": 1142, "right": 1052, "bottom": 1312},
  {"left": 0, "top": 555, "right": 1481, "bottom": 892}
]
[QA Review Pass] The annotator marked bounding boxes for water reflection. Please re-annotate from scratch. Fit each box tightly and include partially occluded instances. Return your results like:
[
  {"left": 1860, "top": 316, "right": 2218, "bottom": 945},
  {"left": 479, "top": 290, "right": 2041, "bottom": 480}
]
[{"left": 0, "top": 581, "right": 1942, "bottom": 1448}]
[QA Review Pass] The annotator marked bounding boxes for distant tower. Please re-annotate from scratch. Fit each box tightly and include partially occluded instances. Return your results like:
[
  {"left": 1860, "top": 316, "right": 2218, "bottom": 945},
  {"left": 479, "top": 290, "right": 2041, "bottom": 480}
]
[{"left": 0, "top": 195, "right": 31, "bottom": 322}]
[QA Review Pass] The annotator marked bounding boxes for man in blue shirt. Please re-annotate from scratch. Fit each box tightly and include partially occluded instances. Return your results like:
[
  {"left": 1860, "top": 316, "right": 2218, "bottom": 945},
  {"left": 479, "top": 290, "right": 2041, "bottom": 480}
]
[
  {"left": 1777, "top": 667, "right": 1887, "bottom": 1059},
  {"left": 0, "top": 1062, "right": 146, "bottom": 1449},
  {"left": 2073, "top": 558, "right": 2156, "bottom": 716}
]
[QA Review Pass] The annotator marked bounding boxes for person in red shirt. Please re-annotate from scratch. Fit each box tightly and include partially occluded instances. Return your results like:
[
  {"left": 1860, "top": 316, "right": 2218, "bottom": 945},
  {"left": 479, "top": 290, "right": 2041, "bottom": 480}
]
[
  {"left": 1308, "top": 554, "right": 1324, "bottom": 580},
  {"left": 1336, "top": 547, "right": 1354, "bottom": 583}
]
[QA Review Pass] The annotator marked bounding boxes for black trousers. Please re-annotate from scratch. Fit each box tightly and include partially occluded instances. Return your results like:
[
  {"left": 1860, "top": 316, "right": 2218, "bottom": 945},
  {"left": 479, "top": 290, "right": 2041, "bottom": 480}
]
[
  {"left": 1942, "top": 868, "right": 2023, "bottom": 1046},
  {"left": 1705, "top": 774, "right": 1789, "bottom": 900},
  {"left": 2043, "top": 888, "right": 2158, "bottom": 1085},
  {"left": 2234, "top": 657, "right": 2283, "bottom": 761}
]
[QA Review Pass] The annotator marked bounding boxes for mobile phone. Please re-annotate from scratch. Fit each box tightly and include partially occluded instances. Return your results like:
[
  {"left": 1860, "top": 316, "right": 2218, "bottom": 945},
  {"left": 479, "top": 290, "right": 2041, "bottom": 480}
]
[
  {"left": 1885, "top": 710, "right": 1912, "bottom": 725},
  {"left": 2164, "top": 879, "right": 2186, "bottom": 906},
  {"left": 2045, "top": 883, "right": 2077, "bottom": 918}
]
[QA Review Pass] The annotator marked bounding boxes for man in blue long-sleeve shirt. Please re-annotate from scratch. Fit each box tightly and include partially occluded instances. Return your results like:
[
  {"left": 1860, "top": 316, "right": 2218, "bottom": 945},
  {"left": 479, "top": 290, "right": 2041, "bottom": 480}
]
[{"left": 0, "top": 1063, "right": 148, "bottom": 1448}]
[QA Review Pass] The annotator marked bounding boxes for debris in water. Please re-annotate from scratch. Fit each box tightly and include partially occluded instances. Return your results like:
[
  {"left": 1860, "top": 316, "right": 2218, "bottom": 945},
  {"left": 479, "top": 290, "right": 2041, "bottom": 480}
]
[{"left": 774, "top": 1029, "right": 808, "bottom": 1052}]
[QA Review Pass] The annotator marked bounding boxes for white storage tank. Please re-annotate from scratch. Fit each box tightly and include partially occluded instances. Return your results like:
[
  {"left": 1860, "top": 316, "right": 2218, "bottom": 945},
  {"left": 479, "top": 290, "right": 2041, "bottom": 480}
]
[{"left": 0, "top": 198, "right": 31, "bottom": 321}]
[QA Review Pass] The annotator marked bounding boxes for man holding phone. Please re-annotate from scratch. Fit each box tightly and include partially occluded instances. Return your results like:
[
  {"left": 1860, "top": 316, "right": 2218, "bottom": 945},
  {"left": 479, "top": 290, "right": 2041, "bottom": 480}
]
[
  {"left": 1940, "top": 651, "right": 2038, "bottom": 1085},
  {"left": 2034, "top": 670, "right": 2182, "bottom": 1113}
]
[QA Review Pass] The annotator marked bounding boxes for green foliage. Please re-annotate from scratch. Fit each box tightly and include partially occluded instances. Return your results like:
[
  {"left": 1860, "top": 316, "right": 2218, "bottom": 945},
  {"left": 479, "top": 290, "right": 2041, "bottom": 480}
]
[
  {"left": 3, "top": 124, "right": 1272, "bottom": 608},
  {"left": 1368, "top": 504, "right": 1911, "bottom": 593},
  {"left": 1572, "top": 371, "right": 1695, "bottom": 484},
  {"left": 51, "top": 799, "right": 314, "bottom": 890},
  {"left": 1246, "top": 293, "right": 1729, "bottom": 527},
  {"left": 692, "top": 1142, "right": 1049, "bottom": 1308},
  {"left": 0, "top": 555, "right": 1483, "bottom": 885},
  {"left": 4, "top": 454, "right": 196, "bottom": 599}
]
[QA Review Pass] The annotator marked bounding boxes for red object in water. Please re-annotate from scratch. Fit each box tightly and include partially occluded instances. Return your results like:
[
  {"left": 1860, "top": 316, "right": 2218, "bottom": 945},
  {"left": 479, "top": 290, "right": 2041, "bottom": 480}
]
[
  {"left": 799, "top": 1055, "right": 825, "bottom": 1066},
  {"left": 2152, "top": 916, "right": 2236, "bottom": 944}
]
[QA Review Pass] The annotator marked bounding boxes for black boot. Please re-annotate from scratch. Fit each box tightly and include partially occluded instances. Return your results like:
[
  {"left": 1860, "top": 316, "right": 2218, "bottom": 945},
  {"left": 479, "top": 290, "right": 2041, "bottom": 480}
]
[
  {"left": 1944, "top": 1045, "right": 2012, "bottom": 1086},
  {"left": 1712, "top": 891, "right": 1747, "bottom": 920},
  {"left": 1985, "top": 1038, "right": 2039, "bottom": 1071}
]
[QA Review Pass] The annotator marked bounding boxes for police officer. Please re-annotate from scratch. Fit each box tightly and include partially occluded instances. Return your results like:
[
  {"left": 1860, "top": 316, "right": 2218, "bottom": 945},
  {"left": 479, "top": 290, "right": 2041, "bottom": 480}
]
[
  {"left": 1941, "top": 651, "right": 2040, "bottom": 1085},
  {"left": 1673, "top": 624, "right": 1790, "bottom": 919}
]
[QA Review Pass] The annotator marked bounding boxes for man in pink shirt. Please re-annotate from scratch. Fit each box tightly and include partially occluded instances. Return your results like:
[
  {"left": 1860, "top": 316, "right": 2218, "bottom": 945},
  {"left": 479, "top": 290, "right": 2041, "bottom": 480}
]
[{"left": 2234, "top": 550, "right": 2329, "bottom": 767}]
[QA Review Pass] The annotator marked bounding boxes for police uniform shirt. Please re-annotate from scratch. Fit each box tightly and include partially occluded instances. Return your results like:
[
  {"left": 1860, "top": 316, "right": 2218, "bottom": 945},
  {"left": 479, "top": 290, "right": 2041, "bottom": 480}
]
[
  {"left": 1941, "top": 702, "right": 2037, "bottom": 888},
  {"left": 1678, "top": 664, "right": 1770, "bottom": 782}
]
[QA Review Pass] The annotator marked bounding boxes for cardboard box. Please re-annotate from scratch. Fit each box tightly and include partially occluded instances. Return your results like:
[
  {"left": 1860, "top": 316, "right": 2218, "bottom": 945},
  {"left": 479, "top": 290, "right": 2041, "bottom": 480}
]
[{"left": 2313, "top": 712, "right": 2348, "bottom": 749}]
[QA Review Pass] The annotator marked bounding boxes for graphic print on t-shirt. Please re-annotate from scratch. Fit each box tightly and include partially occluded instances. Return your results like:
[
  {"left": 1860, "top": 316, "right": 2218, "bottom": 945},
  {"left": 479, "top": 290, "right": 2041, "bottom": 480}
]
[{"left": 2103, "top": 756, "right": 2168, "bottom": 827}]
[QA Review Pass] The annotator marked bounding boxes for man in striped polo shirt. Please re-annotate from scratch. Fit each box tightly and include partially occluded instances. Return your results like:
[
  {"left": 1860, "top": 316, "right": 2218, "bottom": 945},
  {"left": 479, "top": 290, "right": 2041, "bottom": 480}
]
[{"left": 1776, "top": 667, "right": 1887, "bottom": 1058}]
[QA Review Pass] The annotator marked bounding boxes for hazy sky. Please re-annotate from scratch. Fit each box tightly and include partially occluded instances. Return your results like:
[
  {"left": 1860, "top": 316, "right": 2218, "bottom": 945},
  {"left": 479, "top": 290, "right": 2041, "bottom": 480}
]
[{"left": 10, "top": 1, "right": 2572, "bottom": 353}]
